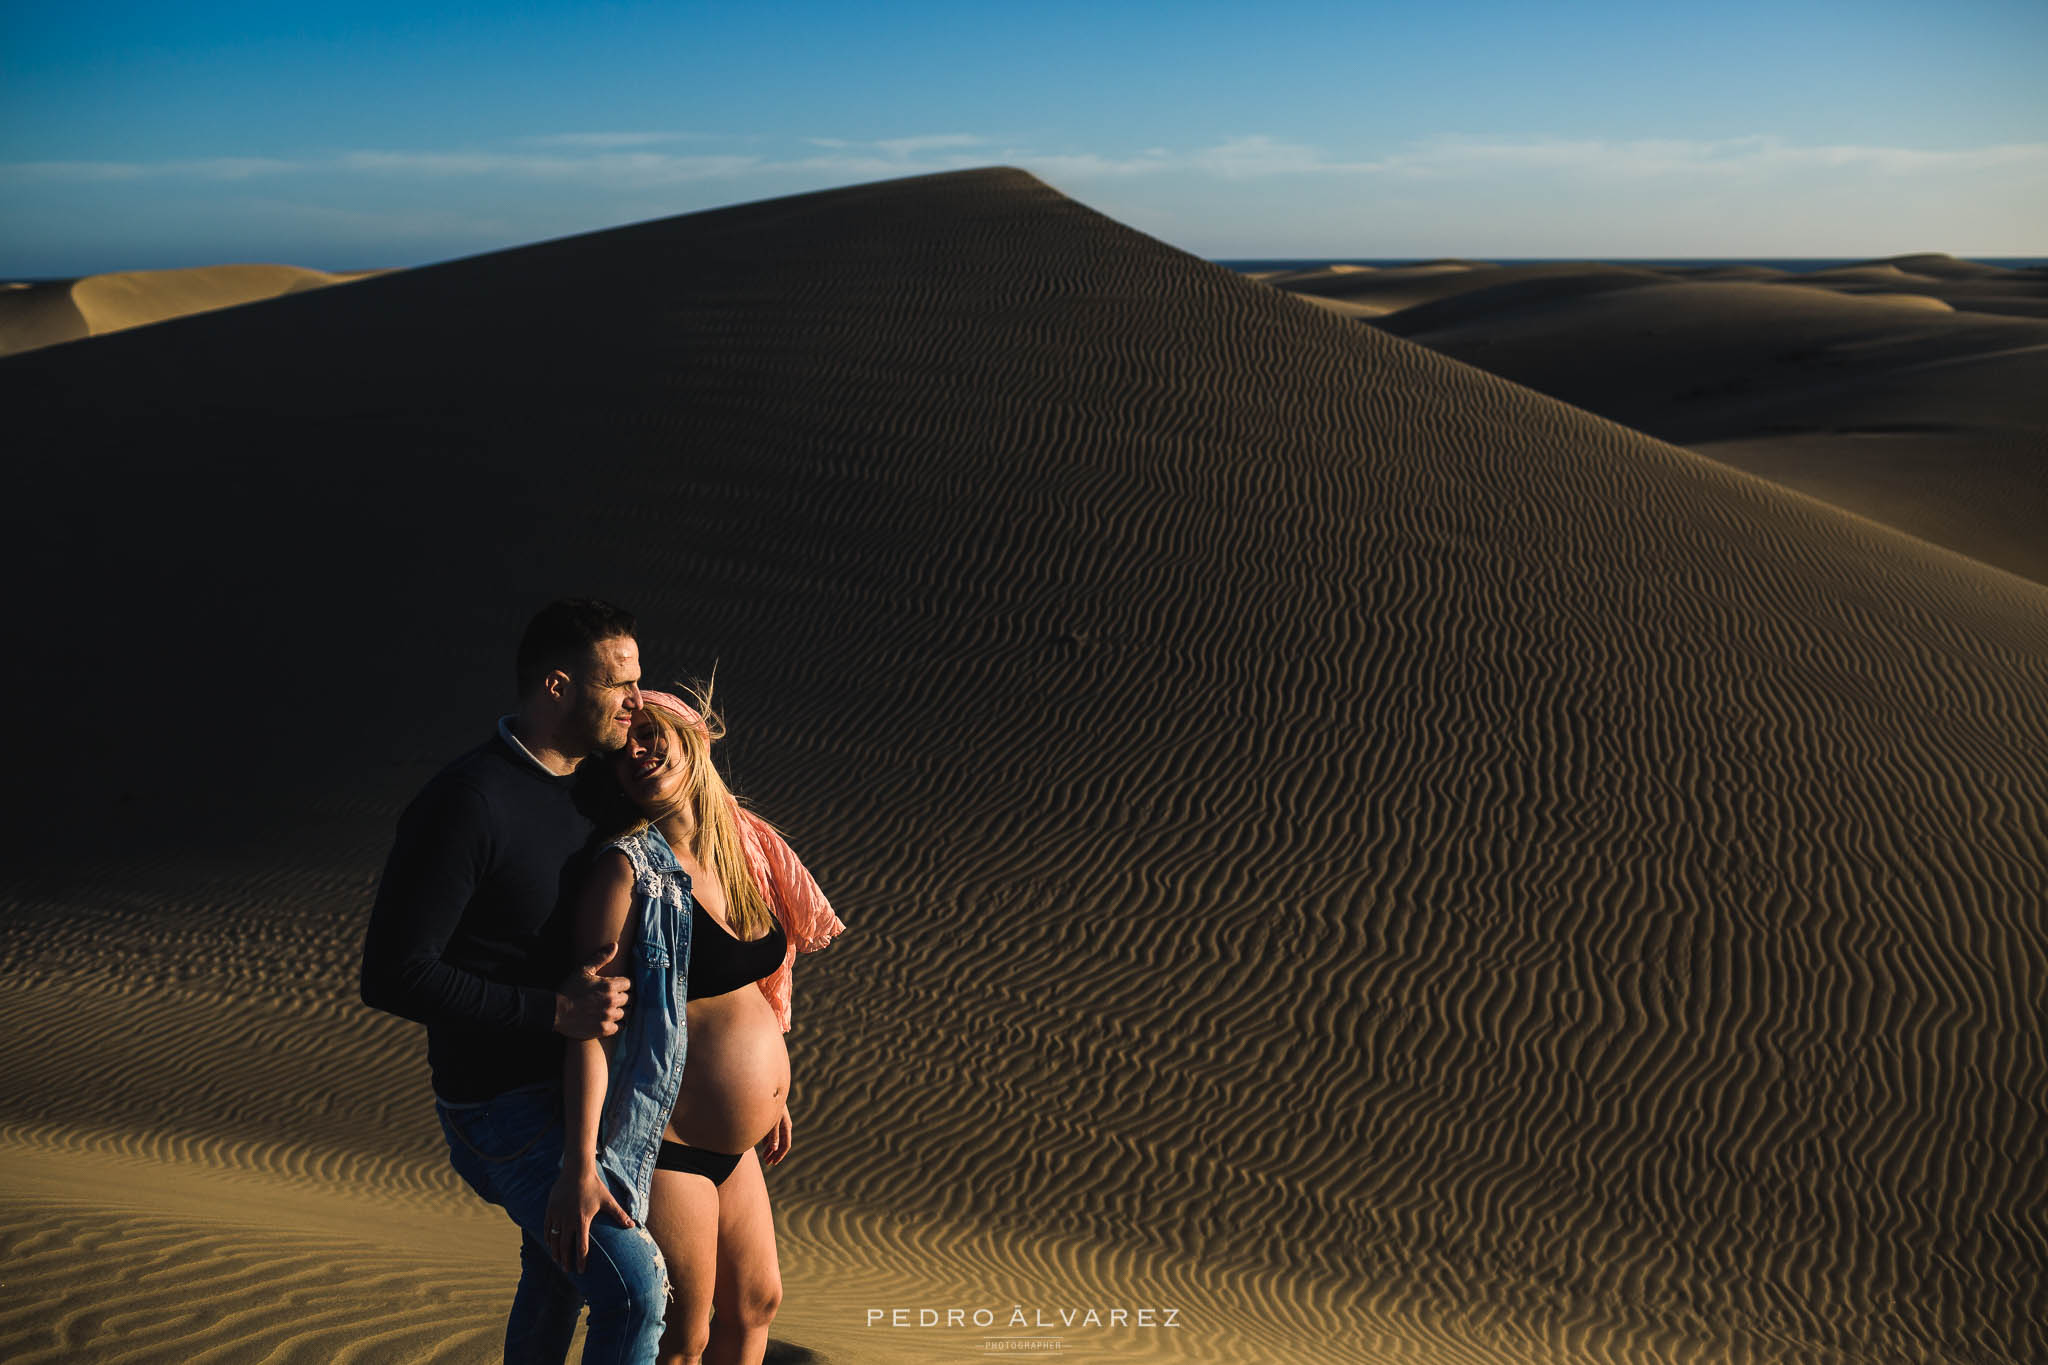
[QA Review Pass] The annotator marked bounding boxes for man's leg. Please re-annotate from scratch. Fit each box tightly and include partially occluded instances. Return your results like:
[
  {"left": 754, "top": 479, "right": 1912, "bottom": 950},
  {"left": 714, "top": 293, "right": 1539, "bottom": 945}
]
[
  {"left": 509, "top": 1230, "right": 584, "bottom": 1364},
  {"left": 439, "top": 1088, "right": 667, "bottom": 1365}
]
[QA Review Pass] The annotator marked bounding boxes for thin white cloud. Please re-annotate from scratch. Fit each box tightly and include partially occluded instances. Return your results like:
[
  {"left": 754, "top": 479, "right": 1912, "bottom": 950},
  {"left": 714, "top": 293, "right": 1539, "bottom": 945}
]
[
  {"left": 0, "top": 160, "right": 151, "bottom": 181},
  {"left": 8, "top": 133, "right": 2041, "bottom": 194},
  {"left": 1018, "top": 133, "right": 2048, "bottom": 182},
  {"left": 1048, "top": 133, "right": 2048, "bottom": 181},
  {"left": 341, "top": 149, "right": 764, "bottom": 186},
  {"left": 782, "top": 153, "right": 986, "bottom": 178},
  {"left": 1186, "top": 135, "right": 1386, "bottom": 178},
  {"left": 1391, "top": 134, "right": 2048, "bottom": 179},
  {"left": 795, "top": 133, "right": 984, "bottom": 161},
  {"left": 1007, "top": 150, "right": 1174, "bottom": 179},
  {"left": 175, "top": 157, "right": 304, "bottom": 179},
  {"left": 521, "top": 131, "right": 711, "bottom": 149},
  {"left": 337, "top": 132, "right": 988, "bottom": 185},
  {"left": 874, "top": 133, "right": 984, "bottom": 158},
  {"left": 1, "top": 156, "right": 304, "bottom": 182}
]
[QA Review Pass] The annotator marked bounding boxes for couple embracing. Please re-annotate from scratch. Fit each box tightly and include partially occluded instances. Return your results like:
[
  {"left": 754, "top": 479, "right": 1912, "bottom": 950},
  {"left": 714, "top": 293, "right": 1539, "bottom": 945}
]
[{"left": 361, "top": 598, "right": 845, "bottom": 1364}]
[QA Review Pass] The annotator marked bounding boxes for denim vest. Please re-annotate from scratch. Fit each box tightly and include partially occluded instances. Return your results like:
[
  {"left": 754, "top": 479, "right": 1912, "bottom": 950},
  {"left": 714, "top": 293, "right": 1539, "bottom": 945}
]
[{"left": 595, "top": 824, "right": 693, "bottom": 1224}]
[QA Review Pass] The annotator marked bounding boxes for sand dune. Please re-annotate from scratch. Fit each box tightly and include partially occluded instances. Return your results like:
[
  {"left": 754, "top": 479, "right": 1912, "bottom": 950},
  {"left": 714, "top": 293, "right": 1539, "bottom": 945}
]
[
  {"left": 0, "top": 263, "right": 379, "bottom": 357},
  {"left": 1796, "top": 256, "right": 2048, "bottom": 319},
  {"left": 4, "top": 169, "right": 2046, "bottom": 1364},
  {"left": 1256, "top": 260, "right": 1670, "bottom": 315},
  {"left": 1261, "top": 261, "right": 2048, "bottom": 586},
  {"left": 0, "top": 282, "right": 90, "bottom": 357}
]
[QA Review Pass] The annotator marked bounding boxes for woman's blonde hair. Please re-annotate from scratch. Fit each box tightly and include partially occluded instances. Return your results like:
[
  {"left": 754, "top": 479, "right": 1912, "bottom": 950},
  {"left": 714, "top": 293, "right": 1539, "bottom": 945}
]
[{"left": 603, "top": 684, "right": 775, "bottom": 940}]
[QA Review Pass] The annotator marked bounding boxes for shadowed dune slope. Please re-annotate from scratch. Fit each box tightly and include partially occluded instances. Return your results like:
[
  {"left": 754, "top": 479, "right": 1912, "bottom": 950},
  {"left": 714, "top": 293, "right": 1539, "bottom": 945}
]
[
  {"left": 4, "top": 169, "right": 2047, "bottom": 1364},
  {"left": 0, "top": 282, "right": 90, "bottom": 355},
  {"left": 1359, "top": 275, "right": 2048, "bottom": 586}
]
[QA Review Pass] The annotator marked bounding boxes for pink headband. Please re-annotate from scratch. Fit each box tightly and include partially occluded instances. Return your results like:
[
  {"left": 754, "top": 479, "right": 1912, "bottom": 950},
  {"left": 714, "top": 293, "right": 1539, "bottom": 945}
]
[{"left": 638, "top": 689, "right": 711, "bottom": 738}]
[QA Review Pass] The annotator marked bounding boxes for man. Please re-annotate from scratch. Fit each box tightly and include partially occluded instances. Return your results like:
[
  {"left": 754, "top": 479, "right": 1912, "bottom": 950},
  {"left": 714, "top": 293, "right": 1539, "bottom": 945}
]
[{"left": 362, "top": 597, "right": 662, "bottom": 1363}]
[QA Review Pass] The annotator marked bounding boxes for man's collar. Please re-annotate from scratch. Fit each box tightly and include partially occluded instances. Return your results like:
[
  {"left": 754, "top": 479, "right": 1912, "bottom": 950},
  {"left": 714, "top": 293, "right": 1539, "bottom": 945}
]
[{"left": 497, "top": 715, "right": 566, "bottom": 777}]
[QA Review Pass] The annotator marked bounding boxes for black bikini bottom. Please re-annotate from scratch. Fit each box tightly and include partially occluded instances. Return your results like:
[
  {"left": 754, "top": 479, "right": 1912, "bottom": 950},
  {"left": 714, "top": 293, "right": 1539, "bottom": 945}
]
[{"left": 656, "top": 1139, "right": 743, "bottom": 1186}]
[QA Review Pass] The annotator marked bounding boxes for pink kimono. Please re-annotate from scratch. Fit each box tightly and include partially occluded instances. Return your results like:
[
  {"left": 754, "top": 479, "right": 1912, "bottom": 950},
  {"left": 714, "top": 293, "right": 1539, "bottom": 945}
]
[{"left": 734, "top": 804, "right": 845, "bottom": 1031}]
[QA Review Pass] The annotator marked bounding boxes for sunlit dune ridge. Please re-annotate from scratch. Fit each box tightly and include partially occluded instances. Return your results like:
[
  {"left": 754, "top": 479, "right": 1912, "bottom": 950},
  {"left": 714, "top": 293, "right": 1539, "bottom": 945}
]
[{"left": 0, "top": 263, "right": 380, "bottom": 357}]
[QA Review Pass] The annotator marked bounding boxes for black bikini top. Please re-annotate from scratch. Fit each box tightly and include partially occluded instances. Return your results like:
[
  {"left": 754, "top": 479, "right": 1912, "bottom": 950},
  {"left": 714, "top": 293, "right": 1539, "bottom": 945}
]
[{"left": 687, "top": 900, "right": 786, "bottom": 1000}]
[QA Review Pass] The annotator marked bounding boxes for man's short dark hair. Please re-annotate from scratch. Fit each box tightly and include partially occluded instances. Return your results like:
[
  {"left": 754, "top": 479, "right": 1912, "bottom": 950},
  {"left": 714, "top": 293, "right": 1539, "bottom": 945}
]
[{"left": 516, "top": 598, "right": 637, "bottom": 697}]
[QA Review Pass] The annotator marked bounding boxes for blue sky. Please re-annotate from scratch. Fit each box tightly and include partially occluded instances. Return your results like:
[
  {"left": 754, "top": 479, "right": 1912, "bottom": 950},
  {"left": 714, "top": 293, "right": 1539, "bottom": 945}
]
[{"left": 3, "top": 0, "right": 2044, "bottom": 274}]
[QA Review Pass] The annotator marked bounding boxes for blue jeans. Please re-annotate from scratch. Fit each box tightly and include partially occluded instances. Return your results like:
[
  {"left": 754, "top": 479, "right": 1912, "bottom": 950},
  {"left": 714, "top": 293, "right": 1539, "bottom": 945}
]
[{"left": 437, "top": 1083, "right": 668, "bottom": 1364}]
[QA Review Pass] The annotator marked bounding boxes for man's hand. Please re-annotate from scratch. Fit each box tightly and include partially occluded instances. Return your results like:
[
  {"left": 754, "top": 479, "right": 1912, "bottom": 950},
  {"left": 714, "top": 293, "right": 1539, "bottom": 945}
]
[{"left": 554, "top": 942, "right": 629, "bottom": 1039}]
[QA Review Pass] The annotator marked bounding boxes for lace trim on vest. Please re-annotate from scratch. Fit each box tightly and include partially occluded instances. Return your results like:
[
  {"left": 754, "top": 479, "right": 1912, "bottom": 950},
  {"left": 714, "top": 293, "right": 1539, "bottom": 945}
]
[{"left": 607, "top": 829, "right": 684, "bottom": 901}]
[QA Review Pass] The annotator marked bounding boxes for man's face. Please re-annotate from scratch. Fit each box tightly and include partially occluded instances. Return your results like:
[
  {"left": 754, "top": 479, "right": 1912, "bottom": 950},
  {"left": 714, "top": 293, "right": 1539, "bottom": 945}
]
[{"left": 564, "top": 635, "right": 643, "bottom": 756}]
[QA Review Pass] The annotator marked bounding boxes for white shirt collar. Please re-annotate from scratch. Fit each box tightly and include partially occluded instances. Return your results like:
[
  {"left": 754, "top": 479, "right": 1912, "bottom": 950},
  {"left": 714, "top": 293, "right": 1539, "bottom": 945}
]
[{"left": 497, "top": 715, "right": 564, "bottom": 777}]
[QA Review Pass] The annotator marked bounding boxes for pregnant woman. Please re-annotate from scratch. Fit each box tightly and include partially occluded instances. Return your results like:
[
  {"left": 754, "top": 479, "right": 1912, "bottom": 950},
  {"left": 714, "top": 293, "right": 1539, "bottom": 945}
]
[{"left": 546, "top": 688, "right": 845, "bottom": 1365}]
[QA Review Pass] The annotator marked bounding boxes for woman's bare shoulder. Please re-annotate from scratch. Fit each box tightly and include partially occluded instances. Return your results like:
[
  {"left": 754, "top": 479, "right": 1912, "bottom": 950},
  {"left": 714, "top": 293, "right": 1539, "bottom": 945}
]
[{"left": 580, "top": 846, "right": 637, "bottom": 910}]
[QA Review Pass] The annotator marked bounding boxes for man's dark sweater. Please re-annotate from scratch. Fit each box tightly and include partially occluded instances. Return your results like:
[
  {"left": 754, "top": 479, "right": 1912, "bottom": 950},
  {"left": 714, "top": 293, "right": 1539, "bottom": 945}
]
[{"left": 361, "top": 729, "right": 592, "bottom": 1102}]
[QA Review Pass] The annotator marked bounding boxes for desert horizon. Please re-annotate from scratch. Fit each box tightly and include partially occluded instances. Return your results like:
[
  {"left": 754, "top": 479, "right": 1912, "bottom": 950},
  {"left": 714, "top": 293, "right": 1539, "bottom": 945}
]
[{"left": 8, "top": 248, "right": 2044, "bottom": 358}]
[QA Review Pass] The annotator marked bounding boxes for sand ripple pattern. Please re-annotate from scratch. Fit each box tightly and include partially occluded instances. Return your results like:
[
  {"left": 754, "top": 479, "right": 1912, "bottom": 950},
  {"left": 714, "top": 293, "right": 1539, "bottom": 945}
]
[
  {"left": 0, "top": 1199, "right": 512, "bottom": 1365},
  {"left": 4, "top": 169, "right": 2046, "bottom": 1363}
]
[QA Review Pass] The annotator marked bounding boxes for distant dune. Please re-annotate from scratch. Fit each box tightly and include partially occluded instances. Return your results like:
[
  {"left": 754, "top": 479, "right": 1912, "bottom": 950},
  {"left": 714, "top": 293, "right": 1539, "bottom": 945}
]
[
  {"left": 0, "top": 263, "right": 380, "bottom": 357},
  {"left": 3, "top": 170, "right": 2044, "bottom": 1364},
  {"left": 1249, "top": 259, "right": 1670, "bottom": 315},
  {"left": 1258, "top": 256, "right": 2048, "bottom": 586}
]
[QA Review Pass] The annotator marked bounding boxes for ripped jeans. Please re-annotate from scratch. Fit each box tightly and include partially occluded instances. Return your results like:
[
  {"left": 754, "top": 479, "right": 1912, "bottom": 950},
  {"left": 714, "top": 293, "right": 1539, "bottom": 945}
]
[{"left": 437, "top": 1082, "right": 669, "bottom": 1364}]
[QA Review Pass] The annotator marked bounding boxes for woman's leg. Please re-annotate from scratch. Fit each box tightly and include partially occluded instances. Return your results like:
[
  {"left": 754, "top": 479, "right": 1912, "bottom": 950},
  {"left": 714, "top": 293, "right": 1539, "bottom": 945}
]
[
  {"left": 646, "top": 1167, "right": 722, "bottom": 1365},
  {"left": 706, "top": 1149, "right": 781, "bottom": 1365}
]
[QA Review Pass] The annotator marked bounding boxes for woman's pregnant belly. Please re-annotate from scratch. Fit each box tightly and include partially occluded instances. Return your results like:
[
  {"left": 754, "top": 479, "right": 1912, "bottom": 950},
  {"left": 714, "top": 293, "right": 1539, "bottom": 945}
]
[{"left": 666, "top": 985, "right": 790, "bottom": 1153}]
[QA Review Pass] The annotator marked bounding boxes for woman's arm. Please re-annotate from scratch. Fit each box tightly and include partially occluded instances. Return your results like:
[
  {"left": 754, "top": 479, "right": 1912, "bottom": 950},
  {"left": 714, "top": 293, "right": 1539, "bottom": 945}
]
[{"left": 546, "top": 849, "right": 638, "bottom": 1272}]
